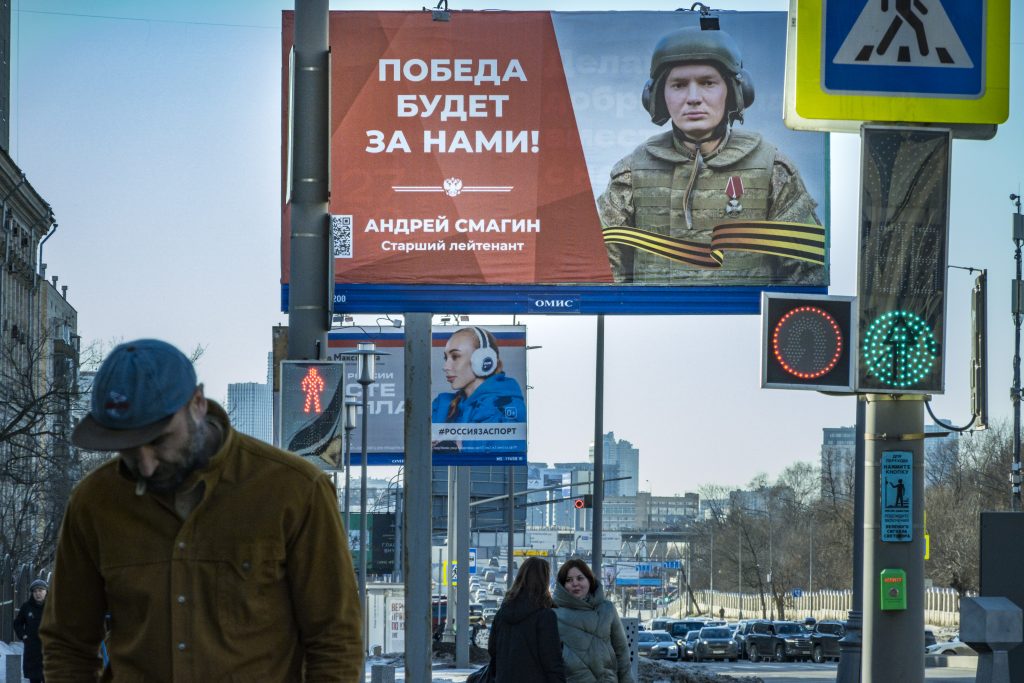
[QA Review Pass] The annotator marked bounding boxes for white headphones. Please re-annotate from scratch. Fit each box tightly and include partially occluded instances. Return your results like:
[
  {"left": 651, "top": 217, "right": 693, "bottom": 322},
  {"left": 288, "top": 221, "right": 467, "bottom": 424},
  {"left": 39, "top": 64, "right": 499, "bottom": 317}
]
[{"left": 470, "top": 327, "right": 499, "bottom": 377}]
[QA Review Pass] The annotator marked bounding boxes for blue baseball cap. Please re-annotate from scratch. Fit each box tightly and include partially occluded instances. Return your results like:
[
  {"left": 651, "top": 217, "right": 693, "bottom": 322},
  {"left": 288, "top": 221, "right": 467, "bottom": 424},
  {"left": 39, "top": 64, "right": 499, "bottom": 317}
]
[{"left": 72, "top": 339, "right": 197, "bottom": 451}]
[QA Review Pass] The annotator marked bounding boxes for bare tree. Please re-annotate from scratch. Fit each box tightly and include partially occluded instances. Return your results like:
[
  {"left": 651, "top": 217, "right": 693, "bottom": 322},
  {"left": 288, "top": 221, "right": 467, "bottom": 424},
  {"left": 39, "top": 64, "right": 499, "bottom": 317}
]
[
  {"left": 925, "top": 422, "right": 1013, "bottom": 596},
  {"left": 0, "top": 333, "right": 81, "bottom": 571}
]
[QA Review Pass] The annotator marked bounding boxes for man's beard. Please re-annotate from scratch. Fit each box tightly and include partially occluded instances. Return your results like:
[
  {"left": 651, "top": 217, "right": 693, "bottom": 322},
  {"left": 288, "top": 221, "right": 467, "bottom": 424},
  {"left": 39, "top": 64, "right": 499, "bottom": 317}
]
[{"left": 143, "top": 417, "right": 213, "bottom": 493}]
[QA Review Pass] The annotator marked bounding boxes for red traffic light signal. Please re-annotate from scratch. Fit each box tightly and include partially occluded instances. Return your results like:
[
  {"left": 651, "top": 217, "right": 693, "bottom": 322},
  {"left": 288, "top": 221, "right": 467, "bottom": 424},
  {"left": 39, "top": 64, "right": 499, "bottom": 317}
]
[
  {"left": 573, "top": 494, "right": 593, "bottom": 509},
  {"left": 761, "top": 293, "right": 855, "bottom": 392}
]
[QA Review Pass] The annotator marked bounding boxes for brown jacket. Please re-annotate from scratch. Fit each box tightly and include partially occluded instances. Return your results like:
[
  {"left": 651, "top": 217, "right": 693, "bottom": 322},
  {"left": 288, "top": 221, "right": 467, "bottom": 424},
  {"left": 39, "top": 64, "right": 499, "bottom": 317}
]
[{"left": 40, "top": 402, "right": 363, "bottom": 682}]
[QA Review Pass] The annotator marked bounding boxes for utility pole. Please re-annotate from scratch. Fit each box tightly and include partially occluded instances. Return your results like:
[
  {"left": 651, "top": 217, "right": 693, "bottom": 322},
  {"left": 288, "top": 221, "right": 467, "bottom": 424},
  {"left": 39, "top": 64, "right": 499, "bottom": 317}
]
[
  {"left": 592, "top": 315, "right": 605, "bottom": 579},
  {"left": 1010, "top": 193, "right": 1023, "bottom": 511},
  {"left": 287, "top": 0, "right": 330, "bottom": 362},
  {"left": 403, "top": 313, "right": 432, "bottom": 683}
]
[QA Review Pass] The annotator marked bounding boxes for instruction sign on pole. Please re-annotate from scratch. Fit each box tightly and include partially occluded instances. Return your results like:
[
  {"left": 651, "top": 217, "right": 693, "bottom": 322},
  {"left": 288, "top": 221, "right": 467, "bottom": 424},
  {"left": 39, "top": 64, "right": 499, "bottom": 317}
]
[{"left": 881, "top": 450, "right": 913, "bottom": 542}]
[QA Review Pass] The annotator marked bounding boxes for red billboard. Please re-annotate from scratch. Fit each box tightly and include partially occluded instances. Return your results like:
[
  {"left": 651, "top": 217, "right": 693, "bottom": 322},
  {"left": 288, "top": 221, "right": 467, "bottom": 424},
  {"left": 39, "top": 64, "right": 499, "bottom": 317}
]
[{"left": 282, "top": 10, "right": 830, "bottom": 314}]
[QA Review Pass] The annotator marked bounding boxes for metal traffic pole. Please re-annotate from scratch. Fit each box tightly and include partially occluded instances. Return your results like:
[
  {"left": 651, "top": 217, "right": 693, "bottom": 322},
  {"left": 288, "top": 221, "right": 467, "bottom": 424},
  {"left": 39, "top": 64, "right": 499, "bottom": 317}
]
[
  {"left": 353, "top": 342, "right": 386, "bottom": 653},
  {"left": 403, "top": 313, "right": 433, "bottom": 683},
  {"left": 286, "top": 0, "right": 329, "bottom": 362},
  {"left": 343, "top": 401, "right": 358, "bottom": 534},
  {"left": 1010, "top": 193, "right": 1023, "bottom": 511}
]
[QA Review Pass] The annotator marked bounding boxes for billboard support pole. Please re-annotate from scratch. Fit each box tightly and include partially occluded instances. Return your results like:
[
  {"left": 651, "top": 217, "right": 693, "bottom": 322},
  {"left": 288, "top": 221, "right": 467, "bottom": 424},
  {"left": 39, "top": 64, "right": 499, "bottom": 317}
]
[
  {"left": 456, "top": 465, "right": 470, "bottom": 666},
  {"left": 444, "top": 467, "right": 456, "bottom": 642},
  {"left": 507, "top": 467, "right": 514, "bottom": 588},
  {"left": 287, "top": 0, "right": 330, "bottom": 361},
  {"left": 592, "top": 314, "right": 605, "bottom": 579},
  {"left": 403, "top": 313, "right": 432, "bottom": 682}
]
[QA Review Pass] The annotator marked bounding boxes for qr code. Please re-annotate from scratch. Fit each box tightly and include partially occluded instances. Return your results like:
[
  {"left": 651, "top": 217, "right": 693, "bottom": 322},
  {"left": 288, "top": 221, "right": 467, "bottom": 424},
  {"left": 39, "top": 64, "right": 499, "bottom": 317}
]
[{"left": 331, "top": 214, "right": 353, "bottom": 258}]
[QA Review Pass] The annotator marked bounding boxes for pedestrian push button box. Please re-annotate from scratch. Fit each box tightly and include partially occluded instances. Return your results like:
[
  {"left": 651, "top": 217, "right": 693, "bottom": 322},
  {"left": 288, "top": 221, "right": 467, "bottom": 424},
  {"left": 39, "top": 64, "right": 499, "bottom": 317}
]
[{"left": 880, "top": 568, "right": 907, "bottom": 611}]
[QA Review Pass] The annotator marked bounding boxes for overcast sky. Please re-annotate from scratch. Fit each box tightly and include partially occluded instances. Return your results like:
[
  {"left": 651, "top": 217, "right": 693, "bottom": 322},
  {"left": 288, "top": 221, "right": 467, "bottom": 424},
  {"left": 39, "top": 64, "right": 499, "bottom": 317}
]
[{"left": 13, "top": 0, "right": 1023, "bottom": 494}]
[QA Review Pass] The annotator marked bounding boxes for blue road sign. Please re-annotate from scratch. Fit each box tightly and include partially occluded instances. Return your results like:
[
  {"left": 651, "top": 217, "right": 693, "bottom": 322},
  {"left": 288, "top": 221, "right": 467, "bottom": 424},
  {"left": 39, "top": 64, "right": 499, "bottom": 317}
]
[
  {"left": 792, "top": 588, "right": 803, "bottom": 598},
  {"left": 881, "top": 450, "right": 913, "bottom": 542},
  {"left": 822, "top": 0, "right": 984, "bottom": 98}
]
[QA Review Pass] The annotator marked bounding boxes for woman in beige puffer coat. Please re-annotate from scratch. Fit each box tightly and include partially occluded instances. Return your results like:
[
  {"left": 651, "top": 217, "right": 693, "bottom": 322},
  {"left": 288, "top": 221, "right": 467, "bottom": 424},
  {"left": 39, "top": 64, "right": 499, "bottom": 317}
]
[{"left": 553, "top": 559, "right": 634, "bottom": 683}]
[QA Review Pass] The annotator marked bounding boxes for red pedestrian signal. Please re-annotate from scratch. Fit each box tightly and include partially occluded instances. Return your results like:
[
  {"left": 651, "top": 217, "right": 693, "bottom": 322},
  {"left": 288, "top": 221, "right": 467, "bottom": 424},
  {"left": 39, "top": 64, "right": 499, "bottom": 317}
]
[
  {"left": 761, "top": 293, "right": 855, "bottom": 392},
  {"left": 280, "top": 361, "right": 346, "bottom": 464},
  {"left": 301, "top": 367, "right": 326, "bottom": 414}
]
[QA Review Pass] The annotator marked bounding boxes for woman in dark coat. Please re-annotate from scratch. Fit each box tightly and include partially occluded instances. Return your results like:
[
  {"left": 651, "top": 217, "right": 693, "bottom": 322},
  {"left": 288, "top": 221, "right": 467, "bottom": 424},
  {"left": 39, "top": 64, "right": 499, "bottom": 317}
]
[
  {"left": 487, "top": 557, "right": 566, "bottom": 683},
  {"left": 13, "top": 578, "right": 48, "bottom": 683}
]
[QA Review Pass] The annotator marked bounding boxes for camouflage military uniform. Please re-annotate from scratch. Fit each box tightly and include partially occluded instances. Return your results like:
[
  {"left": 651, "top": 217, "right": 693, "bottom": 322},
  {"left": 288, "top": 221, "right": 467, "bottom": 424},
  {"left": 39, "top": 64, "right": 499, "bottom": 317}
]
[{"left": 599, "top": 129, "right": 825, "bottom": 286}]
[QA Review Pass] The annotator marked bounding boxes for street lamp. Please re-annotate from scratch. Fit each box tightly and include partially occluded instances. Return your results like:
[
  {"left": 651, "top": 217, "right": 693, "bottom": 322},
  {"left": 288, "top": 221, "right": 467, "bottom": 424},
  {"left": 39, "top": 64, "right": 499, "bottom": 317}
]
[
  {"left": 342, "top": 401, "right": 358, "bottom": 535},
  {"left": 356, "top": 343, "right": 376, "bottom": 601},
  {"left": 349, "top": 341, "right": 387, "bottom": 653}
]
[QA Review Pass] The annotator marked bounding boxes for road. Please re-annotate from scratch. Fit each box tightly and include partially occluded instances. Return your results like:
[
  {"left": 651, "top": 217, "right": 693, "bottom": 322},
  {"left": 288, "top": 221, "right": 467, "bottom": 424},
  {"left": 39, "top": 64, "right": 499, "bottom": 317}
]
[
  {"left": 660, "top": 659, "right": 978, "bottom": 682},
  {"left": 368, "top": 657, "right": 980, "bottom": 682}
]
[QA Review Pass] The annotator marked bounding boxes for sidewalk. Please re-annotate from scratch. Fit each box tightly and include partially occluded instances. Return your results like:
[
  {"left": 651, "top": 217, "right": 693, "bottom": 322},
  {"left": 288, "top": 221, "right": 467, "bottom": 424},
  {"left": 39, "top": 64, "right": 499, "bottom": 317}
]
[{"left": 364, "top": 659, "right": 479, "bottom": 682}]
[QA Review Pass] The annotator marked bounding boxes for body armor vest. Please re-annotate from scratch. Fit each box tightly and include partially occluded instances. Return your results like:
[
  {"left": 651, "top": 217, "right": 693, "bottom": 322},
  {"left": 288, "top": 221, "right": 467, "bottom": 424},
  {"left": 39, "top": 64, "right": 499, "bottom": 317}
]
[{"left": 628, "top": 130, "right": 778, "bottom": 284}]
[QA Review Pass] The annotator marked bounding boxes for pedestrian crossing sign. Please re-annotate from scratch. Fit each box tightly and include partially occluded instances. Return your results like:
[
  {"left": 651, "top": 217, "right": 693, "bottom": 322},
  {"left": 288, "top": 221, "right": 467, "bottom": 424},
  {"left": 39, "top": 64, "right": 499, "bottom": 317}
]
[{"left": 788, "top": 0, "right": 1009, "bottom": 126}]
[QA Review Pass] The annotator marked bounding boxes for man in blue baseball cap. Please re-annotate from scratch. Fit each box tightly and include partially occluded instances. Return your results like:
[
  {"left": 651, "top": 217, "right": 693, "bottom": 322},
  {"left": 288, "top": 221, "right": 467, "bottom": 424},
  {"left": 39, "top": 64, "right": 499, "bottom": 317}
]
[{"left": 41, "top": 339, "right": 363, "bottom": 682}]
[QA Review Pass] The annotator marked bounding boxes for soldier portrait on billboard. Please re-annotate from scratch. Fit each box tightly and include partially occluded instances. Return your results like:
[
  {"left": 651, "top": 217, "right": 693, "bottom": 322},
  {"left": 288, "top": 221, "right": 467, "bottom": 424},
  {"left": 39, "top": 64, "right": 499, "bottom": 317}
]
[{"left": 599, "top": 26, "right": 826, "bottom": 287}]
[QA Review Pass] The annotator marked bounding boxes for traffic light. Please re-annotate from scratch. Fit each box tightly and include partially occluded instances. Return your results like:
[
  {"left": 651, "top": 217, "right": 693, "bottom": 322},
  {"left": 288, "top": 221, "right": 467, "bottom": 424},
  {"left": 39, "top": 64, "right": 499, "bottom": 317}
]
[
  {"left": 573, "top": 494, "right": 593, "bottom": 509},
  {"left": 856, "top": 126, "right": 951, "bottom": 394},
  {"left": 280, "top": 360, "right": 346, "bottom": 464},
  {"left": 761, "top": 293, "right": 855, "bottom": 392}
]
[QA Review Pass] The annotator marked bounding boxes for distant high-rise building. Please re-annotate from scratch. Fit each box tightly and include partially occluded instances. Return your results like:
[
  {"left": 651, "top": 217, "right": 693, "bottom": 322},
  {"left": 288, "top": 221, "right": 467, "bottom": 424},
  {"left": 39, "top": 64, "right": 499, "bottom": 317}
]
[
  {"left": 590, "top": 432, "right": 639, "bottom": 497},
  {"left": 821, "top": 425, "right": 856, "bottom": 500},
  {"left": 227, "top": 381, "right": 272, "bottom": 443}
]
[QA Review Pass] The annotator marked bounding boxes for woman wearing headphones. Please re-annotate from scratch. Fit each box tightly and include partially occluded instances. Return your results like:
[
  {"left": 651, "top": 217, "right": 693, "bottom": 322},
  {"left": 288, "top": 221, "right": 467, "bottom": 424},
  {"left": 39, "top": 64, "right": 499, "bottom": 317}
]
[{"left": 432, "top": 326, "right": 525, "bottom": 427}]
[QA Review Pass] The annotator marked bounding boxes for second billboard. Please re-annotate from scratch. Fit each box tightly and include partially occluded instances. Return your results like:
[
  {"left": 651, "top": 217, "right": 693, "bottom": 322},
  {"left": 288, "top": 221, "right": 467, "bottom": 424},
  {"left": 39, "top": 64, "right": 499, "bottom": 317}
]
[{"left": 326, "top": 325, "right": 527, "bottom": 466}]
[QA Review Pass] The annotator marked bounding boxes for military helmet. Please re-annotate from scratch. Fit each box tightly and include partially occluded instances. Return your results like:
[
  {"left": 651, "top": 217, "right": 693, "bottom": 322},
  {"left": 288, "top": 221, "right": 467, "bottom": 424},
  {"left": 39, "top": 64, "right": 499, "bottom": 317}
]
[{"left": 641, "top": 27, "right": 755, "bottom": 127}]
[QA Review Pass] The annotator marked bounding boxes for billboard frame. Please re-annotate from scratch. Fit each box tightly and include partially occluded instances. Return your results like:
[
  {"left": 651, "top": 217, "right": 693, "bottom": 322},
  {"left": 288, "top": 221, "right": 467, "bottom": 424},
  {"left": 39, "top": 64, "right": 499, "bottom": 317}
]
[
  {"left": 280, "top": 10, "right": 832, "bottom": 317},
  {"left": 284, "top": 282, "right": 826, "bottom": 316}
]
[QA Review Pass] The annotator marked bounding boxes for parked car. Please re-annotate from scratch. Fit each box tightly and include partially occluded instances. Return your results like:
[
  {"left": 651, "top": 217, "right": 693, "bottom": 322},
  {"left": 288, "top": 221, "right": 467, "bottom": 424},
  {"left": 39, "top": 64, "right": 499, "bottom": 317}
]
[
  {"left": 666, "top": 618, "right": 710, "bottom": 643},
  {"left": 744, "top": 620, "right": 812, "bottom": 662},
  {"left": 809, "top": 620, "right": 846, "bottom": 663},
  {"left": 925, "top": 629, "right": 938, "bottom": 652},
  {"left": 681, "top": 630, "right": 701, "bottom": 661},
  {"left": 637, "top": 630, "right": 680, "bottom": 661},
  {"left": 927, "top": 636, "right": 975, "bottom": 656},
  {"left": 776, "top": 621, "right": 813, "bottom": 662},
  {"left": 647, "top": 617, "right": 676, "bottom": 632},
  {"left": 731, "top": 620, "right": 756, "bottom": 659},
  {"left": 692, "top": 626, "right": 739, "bottom": 662}
]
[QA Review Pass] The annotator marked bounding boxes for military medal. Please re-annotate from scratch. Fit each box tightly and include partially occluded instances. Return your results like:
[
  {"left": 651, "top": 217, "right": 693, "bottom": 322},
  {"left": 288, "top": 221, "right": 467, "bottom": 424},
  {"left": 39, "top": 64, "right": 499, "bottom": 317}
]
[{"left": 725, "top": 175, "right": 744, "bottom": 215}]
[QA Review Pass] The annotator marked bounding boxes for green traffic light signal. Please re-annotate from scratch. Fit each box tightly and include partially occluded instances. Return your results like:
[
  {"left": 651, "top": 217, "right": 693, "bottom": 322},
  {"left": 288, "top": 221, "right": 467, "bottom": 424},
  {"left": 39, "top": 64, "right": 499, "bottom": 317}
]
[
  {"left": 862, "top": 311, "right": 939, "bottom": 389},
  {"left": 856, "top": 126, "right": 950, "bottom": 394}
]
